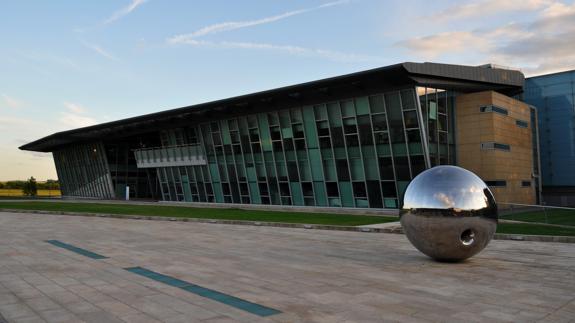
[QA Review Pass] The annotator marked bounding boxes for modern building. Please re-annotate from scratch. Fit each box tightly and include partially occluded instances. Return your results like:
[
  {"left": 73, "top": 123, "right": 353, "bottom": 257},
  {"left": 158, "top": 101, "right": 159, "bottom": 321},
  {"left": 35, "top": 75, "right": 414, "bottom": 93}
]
[
  {"left": 21, "top": 62, "right": 540, "bottom": 209},
  {"left": 525, "top": 70, "right": 575, "bottom": 206}
]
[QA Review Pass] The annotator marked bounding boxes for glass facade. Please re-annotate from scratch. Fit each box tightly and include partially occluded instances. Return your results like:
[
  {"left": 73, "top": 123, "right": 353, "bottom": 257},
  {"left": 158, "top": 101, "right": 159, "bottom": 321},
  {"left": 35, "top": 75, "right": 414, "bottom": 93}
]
[
  {"left": 154, "top": 87, "right": 429, "bottom": 208},
  {"left": 53, "top": 142, "right": 115, "bottom": 198},
  {"left": 525, "top": 71, "right": 575, "bottom": 187},
  {"left": 417, "top": 87, "right": 456, "bottom": 167}
]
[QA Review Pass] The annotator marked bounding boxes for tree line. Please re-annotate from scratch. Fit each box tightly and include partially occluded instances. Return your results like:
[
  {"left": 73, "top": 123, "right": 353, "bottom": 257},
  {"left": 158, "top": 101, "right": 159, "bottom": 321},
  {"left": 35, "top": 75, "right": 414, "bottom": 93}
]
[{"left": 0, "top": 179, "right": 59, "bottom": 190}]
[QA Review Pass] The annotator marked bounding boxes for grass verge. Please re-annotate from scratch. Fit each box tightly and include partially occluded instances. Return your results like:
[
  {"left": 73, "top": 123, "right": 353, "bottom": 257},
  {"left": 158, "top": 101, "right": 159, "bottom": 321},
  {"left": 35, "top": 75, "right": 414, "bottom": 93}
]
[
  {"left": 0, "top": 201, "right": 394, "bottom": 226},
  {"left": 500, "top": 209, "right": 575, "bottom": 227},
  {"left": 497, "top": 223, "right": 575, "bottom": 236}
]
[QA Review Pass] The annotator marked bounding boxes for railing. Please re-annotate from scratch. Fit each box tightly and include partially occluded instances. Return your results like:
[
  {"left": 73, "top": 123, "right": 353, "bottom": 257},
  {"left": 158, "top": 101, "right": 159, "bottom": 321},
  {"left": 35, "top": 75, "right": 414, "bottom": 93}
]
[
  {"left": 133, "top": 144, "right": 207, "bottom": 168},
  {"left": 499, "top": 203, "right": 575, "bottom": 227}
]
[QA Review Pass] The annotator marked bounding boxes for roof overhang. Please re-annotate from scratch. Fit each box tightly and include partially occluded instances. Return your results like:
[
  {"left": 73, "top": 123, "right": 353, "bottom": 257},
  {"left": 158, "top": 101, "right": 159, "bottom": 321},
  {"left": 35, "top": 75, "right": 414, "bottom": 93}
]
[{"left": 20, "top": 62, "right": 524, "bottom": 152}]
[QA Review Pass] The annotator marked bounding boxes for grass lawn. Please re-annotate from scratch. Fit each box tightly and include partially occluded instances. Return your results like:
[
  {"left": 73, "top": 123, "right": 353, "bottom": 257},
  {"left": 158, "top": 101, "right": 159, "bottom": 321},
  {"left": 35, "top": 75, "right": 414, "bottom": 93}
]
[
  {"left": 500, "top": 208, "right": 575, "bottom": 227},
  {"left": 0, "top": 201, "right": 395, "bottom": 226},
  {"left": 496, "top": 222, "right": 575, "bottom": 236}
]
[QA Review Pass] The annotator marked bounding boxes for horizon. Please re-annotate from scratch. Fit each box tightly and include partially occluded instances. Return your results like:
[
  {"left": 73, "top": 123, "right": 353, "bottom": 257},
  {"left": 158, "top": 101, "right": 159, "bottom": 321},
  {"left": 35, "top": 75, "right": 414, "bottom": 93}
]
[{"left": 2, "top": 0, "right": 575, "bottom": 181}]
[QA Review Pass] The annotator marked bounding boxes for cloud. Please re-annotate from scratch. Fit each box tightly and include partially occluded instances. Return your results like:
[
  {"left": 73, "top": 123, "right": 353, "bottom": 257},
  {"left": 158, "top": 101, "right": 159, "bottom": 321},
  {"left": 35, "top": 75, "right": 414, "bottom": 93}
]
[
  {"left": 82, "top": 41, "right": 119, "bottom": 61},
  {"left": 172, "top": 39, "right": 383, "bottom": 63},
  {"left": 103, "top": 0, "right": 147, "bottom": 25},
  {"left": 427, "top": 0, "right": 553, "bottom": 21},
  {"left": 59, "top": 113, "right": 98, "bottom": 129},
  {"left": 398, "top": 1, "right": 575, "bottom": 75},
  {"left": 59, "top": 102, "right": 98, "bottom": 129},
  {"left": 64, "top": 102, "right": 87, "bottom": 114},
  {"left": 1, "top": 94, "right": 24, "bottom": 109},
  {"left": 168, "top": 0, "right": 351, "bottom": 43}
]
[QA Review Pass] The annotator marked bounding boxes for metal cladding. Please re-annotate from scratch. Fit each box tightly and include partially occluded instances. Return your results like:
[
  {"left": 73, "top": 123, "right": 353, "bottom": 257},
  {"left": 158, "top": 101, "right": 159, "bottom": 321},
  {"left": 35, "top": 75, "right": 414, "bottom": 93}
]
[{"left": 400, "top": 166, "right": 498, "bottom": 262}]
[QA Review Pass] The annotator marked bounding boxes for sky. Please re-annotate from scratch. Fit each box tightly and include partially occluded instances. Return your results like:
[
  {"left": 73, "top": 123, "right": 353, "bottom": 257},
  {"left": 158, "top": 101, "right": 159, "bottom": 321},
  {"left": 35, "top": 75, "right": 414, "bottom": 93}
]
[{"left": 1, "top": 0, "right": 574, "bottom": 181}]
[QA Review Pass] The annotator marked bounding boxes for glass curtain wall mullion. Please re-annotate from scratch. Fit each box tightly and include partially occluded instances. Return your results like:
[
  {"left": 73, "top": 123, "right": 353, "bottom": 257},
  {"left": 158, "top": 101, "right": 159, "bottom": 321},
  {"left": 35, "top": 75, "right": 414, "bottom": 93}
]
[
  {"left": 266, "top": 111, "right": 290, "bottom": 205},
  {"left": 238, "top": 116, "right": 260, "bottom": 204},
  {"left": 213, "top": 124, "right": 234, "bottom": 203},
  {"left": 257, "top": 114, "right": 281, "bottom": 205},
  {"left": 286, "top": 108, "right": 305, "bottom": 206},
  {"left": 275, "top": 110, "right": 294, "bottom": 205},
  {"left": 84, "top": 146, "right": 97, "bottom": 197},
  {"left": 226, "top": 120, "right": 247, "bottom": 204},
  {"left": 414, "top": 87, "right": 431, "bottom": 169},
  {"left": 381, "top": 94, "right": 401, "bottom": 204},
  {"left": 327, "top": 103, "right": 343, "bottom": 207},
  {"left": 366, "top": 97, "right": 386, "bottom": 209},
  {"left": 353, "top": 99, "right": 374, "bottom": 208},
  {"left": 296, "top": 107, "right": 317, "bottom": 206},
  {"left": 397, "top": 92, "right": 414, "bottom": 181},
  {"left": 337, "top": 102, "right": 357, "bottom": 208},
  {"left": 197, "top": 124, "right": 217, "bottom": 203},
  {"left": 316, "top": 104, "right": 340, "bottom": 207},
  {"left": 156, "top": 168, "right": 166, "bottom": 201}
]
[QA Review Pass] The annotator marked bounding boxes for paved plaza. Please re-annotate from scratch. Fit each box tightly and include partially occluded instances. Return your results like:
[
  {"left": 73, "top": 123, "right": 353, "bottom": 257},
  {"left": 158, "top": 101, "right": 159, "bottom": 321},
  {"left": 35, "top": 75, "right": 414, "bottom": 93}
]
[{"left": 0, "top": 211, "right": 573, "bottom": 322}]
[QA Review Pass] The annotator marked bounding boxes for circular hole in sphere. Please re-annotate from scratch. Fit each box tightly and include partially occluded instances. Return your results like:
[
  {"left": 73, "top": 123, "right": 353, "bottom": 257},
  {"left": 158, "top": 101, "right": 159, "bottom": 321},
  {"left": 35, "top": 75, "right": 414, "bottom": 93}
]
[{"left": 460, "top": 229, "right": 475, "bottom": 246}]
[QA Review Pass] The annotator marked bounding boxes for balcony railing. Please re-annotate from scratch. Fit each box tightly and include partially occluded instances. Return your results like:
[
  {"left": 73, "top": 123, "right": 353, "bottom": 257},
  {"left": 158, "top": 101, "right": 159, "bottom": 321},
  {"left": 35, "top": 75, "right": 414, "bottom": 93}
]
[{"left": 133, "top": 144, "right": 207, "bottom": 168}]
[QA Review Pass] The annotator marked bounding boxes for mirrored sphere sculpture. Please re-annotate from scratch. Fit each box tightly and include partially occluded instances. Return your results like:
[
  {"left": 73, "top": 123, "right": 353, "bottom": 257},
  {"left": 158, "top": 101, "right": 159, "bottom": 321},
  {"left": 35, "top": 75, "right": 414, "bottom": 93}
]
[{"left": 400, "top": 166, "right": 498, "bottom": 262}]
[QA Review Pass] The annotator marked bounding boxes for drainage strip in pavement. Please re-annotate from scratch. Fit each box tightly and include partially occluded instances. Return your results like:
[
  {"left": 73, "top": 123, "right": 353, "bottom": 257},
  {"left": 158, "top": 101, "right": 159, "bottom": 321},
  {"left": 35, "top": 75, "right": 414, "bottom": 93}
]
[
  {"left": 45, "top": 240, "right": 109, "bottom": 259},
  {"left": 124, "top": 266, "right": 282, "bottom": 317}
]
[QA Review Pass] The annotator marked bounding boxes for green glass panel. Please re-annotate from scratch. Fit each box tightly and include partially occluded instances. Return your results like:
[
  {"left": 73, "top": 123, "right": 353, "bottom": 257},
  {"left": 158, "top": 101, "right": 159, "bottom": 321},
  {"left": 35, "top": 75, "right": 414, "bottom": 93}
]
[
  {"left": 355, "top": 199, "right": 369, "bottom": 208},
  {"left": 401, "top": 89, "right": 416, "bottom": 110},
  {"left": 323, "top": 159, "right": 337, "bottom": 181},
  {"left": 213, "top": 183, "right": 224, "bottom": 203},
  {"left": 181, "top": 175, "right": 192, "bottom": 202},
  {"left": 384, "top": 198, "right": 398, "bottom": 208},
  {"left": 409, "top": 143, "right": 423, "bottom": 154},
  {"left": 376, "top": 144, "right": 392, "bottom": 157},
  {"left": 209, "top": 164, "right": 220, "bottom": 182},
  {"left": 329, "top": 198, "right": 341, "bottom": 207},
  {"left": 333, "top": 147, "right": 346, "bottom": 159},
  {"left": 350, "top": 158, "right": 364, "bottom": 181},
  {"left": 364, "top": 157, "right": 378, "bottom": 180},
  {"left": 339, "top": 182, "right": 354, "bottom": 207},
  {"left": 340, "top": 100, "right": 354, "bottom": 117},
  {"left": 355, "top": 97, "right": 370, "bottom": 115},
  {"left": 290, "top": 182, "right": 304, "bottom": 206},
  {"left": 302, "top": 106, "right": 318, "bottom": 148},
  {"left": 249, "top": 183, "right": 261, "bottom": 204},
  {"left": 308, "top": 149, "right": 324, "bottom": 181},
  {"left": 257, "top": 114, "right": 273, "bottom": 152},
  {"left": 314, "top": 104, "right": 327, "bottom": 120},
  {"left": 327, "top": 103, "right": 342, "bottom": 126},
  {"left": 281, "top": 127, "right": 293, "bottom": 138},
  {"left": 369, "top": 95, "right": 385, "bottom": 113},
  {"left": 298, "top": 160, "right": 311, "bottom": 181},
  {"left": 246, "top": 166, "right": 257, "bottom": 182},
  {"left": 392, "top": 143, "right": 408, "bottom": 156},
  {"left": 429, "top": 101, "right": 438, "bottom": 120},
  {"left": 313, "top": 182, "right": 327, "bottom": 206},
  {"left": 221, "top": 121, "right": 232, "bottom": 145}
]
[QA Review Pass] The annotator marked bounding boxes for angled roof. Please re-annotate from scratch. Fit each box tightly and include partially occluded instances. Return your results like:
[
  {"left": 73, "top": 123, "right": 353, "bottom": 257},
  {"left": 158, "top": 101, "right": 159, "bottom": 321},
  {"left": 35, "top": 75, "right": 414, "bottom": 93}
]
[{"left": 20, "top": 62, "right": 524, "bottom": 152}]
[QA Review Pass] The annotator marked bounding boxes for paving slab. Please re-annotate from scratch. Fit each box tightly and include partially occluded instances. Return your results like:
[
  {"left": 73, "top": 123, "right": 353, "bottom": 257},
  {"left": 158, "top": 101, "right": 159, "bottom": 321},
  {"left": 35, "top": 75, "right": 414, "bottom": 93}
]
[{"left": 0, "top": 211, "right": 573, "bottom": 322}]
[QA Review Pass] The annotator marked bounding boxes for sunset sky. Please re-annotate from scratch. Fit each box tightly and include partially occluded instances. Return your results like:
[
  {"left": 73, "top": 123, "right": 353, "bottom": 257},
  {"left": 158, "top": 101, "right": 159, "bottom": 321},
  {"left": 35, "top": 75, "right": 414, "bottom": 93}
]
[{"left": 1, "top": 0, "right": 574, "bottom": 181}]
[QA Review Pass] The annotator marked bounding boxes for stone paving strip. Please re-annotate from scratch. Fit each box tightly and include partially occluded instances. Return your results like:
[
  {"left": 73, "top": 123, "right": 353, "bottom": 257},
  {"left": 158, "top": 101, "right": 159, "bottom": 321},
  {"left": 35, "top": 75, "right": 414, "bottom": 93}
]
[{"left": 0, "top": 211, "right": 574, "bottom": 322}]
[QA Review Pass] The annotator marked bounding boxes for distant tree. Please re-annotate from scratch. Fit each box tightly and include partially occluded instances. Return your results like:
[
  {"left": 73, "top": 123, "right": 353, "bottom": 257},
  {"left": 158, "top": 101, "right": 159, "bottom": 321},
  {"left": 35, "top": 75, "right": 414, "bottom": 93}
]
[
  {"left": 0, "top": 182, "right": 4, "bottom": 189},
  {"left": 6, "top": 181, "right": 25, "bottom": 189},
  {"left": 22, "top": 177, "right": 38, "bottom": 197}
]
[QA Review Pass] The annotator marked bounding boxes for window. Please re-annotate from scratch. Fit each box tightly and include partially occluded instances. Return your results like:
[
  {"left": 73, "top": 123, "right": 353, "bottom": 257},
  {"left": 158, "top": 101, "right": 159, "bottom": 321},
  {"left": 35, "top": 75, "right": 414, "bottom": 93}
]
[
  {"left": 521, "top": 180, "right": 531, "bottom": 187},
  {"left": 481, "top": 142, "right": 511, "bottom": 151},
  {"left": 516, "top": 120, "right": 529, "bottom": 128},
  {"left": 480, "top": 105, "right": 508, "bottom": 116},
  {"left": 485, "top": 180, "right": 506, "bottom": 187}
]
